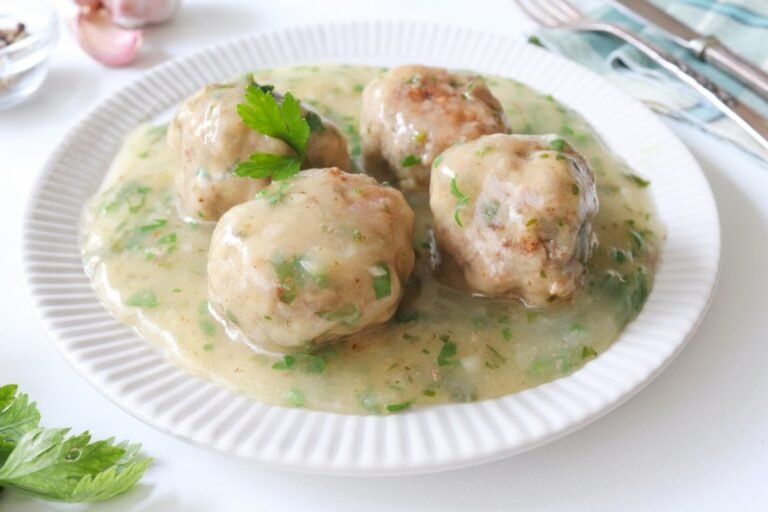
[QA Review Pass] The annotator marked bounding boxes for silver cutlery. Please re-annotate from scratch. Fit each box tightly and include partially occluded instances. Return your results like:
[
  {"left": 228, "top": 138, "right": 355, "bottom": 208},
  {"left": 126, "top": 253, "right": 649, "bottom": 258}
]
[
  {"left": 612, "top": 0, "right": 768, "bottom": 101},
  {"left": 514, "top": 0, "right": 768, "bottom": 153}
]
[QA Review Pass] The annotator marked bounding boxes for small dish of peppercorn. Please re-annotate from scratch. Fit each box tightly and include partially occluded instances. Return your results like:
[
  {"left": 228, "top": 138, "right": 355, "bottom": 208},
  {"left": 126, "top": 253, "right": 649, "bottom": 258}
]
[{"left": 0, "top": 0, "right": 58, "bottom": 110}]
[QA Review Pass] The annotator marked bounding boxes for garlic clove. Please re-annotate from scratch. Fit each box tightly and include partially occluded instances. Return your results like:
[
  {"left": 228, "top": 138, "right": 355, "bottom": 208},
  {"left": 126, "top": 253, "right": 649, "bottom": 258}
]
[
  {"left": 74, "top": 0, "right": 103, "bottom": 8},
  {"left": 103, "top": 0, "right": 180, "bottom": 29},
  {"left": 75, "top": 8, "right": 142, "bottom": 67}
]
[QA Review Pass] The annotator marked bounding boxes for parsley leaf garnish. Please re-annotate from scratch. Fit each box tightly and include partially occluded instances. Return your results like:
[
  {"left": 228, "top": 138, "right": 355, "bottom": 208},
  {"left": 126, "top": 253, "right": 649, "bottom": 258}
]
[
  {"left": 235, "top": 153, "right": 302, "bottom": 181},
  {"left": 450, "top": 177, "right": 470, "bottom": 227},
  {"left": 0, "top": 384, "right": 150, "bottom": 503},
  {"left": 235, "top": 86, "right": 315, "bottom": 181}
]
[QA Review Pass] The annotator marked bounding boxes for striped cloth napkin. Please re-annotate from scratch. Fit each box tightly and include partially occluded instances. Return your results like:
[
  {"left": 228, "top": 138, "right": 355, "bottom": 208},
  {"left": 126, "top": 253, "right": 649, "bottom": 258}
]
[{"left": 532, "top": 0, "right": 768, "bottom": 162}]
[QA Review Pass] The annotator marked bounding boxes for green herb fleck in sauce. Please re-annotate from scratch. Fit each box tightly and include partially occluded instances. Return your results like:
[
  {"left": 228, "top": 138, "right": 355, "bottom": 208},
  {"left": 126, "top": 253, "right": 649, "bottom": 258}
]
[{"left": 450, "top": 177, "right": 470, "bottom": 227}]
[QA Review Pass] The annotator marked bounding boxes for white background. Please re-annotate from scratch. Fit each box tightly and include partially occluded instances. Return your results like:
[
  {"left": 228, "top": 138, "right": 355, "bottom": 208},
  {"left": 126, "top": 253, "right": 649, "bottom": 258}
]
[{"left": 2, "top": 0, "right": 767, "bottom": 510}]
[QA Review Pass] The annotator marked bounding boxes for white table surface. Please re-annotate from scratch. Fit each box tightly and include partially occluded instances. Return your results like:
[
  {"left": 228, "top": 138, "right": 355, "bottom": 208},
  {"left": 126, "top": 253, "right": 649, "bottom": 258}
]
[{"left": 2, "top": 0, "right": 767, "bottom": 510}]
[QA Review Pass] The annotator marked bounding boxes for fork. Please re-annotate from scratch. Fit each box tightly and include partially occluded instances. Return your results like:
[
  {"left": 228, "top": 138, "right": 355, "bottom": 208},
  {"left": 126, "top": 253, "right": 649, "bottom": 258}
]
[{"left": 514, "top": 0, "right": 768, "bottom": 153}]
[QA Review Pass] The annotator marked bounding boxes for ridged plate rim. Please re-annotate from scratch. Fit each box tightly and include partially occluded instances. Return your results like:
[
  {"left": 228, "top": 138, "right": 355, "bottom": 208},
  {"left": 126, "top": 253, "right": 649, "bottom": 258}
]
[{"left": 21, "top": 20, "right": 720, "bottom": 475}]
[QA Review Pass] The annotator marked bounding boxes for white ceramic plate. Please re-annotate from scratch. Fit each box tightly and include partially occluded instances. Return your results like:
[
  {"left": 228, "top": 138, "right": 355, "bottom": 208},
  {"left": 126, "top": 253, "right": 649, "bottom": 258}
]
[{"left": 22, "top": 21, "right": 720, "bottom": 475}]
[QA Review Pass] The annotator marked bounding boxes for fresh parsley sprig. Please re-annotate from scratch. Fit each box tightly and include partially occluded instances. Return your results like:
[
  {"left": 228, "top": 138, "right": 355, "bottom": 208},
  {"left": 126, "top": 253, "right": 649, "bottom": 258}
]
[
  {"left": 235, "top": 84, "right": 323, "bottom": 181},
  {"left": 0, "top": 384, "right": 151, "bottom": 503}
]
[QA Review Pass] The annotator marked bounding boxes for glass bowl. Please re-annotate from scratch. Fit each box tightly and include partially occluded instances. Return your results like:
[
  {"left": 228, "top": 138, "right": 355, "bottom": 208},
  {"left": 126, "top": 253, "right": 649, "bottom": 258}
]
[{"left": 0, "top": 0, "right": 59, "bottom": 111}]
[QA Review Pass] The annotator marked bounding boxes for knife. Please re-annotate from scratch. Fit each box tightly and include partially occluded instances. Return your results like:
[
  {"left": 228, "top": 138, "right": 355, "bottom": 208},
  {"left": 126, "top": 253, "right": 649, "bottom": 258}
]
[{"left": 611, "top": 0, "right": 768, "bottom": 101}]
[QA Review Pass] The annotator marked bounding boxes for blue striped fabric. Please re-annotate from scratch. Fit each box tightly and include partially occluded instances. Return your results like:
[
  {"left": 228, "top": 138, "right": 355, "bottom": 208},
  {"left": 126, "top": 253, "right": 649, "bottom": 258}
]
[{"left": 533, "top": 0, "right": 768, "bottom": 161}]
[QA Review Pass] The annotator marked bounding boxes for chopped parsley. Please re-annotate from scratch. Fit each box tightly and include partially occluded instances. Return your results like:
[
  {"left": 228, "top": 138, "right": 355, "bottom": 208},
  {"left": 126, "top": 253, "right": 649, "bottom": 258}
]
[
  {"left": 272, "top": 354, "right": 325, "bottom": 373},
  {"left": 550, "top": 138, "right": 566, "bottom": 152},
  {"left": 197, "top": 302, "right": 216, "bottom": 337},
  {"left": 138, "top": 219, "right": 167, "bottom": 232},
  {"left": 343, "top": 123, "right": 361, "bottom": 157},
  {"left": 272, "top": 255, "right": 329, "bottom": 304},
  {"left": 400, "top": 154, "right": 420, "bottom": 167},
  {"left": 316, "top": 304, "right": 362, "bottom": 325},
  {"left": 484, "top": 344, "right": 507, "bottom": 369},
  {"left": 450, "top": 177, "right": 470, "bottom": 227},
  {"left": 124, "top": 289, "right": 158, "bottom": 308},
  {"left": 385, "top": 400, "right": 414, "bottom": 413},
  {"left": 370, "top": 262, "right": 391, "bottom": 299},
  {"left": 624, "top": 173, "right": 650, "bottom": 188},
  {"left": 590, "top": 267, "right": 650, "bottom": 325},
  {"left": 272, "top": 355, "right": 296, "bottom": 370},
  {"left": 582, "top": 346, "right": 598, "bottom": 359},
  {"left": 437, "top": 336, "right": 459, "bottom": 367},
  {"left": 300, "top": 354, "right": 326, "bottom": 373},
  {"left": 570, "top": 322, "right": 586, "bottom": 334},
  {"left": 157, "top": 232, "right": 176, "bottom": 244},
  {"left": 628, "top": 230, "right": 646, "bottom": 253},
  {"left": 102, "top": 183, "right": 150, "bottom": 215}
]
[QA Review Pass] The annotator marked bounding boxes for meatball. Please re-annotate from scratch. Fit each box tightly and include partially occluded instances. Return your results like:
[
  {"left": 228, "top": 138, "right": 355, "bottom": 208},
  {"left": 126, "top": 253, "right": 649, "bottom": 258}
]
[
  {"left": 429, "top": 134, "right": 598, "bottom": 306},
  {"left": 360, "top": 65, "right": 509, "bottom": 191},
  {"left": 167, "top": 78, "right": 352, "bottom": 221},
  {"left": 207, "top": 168, "right": 415, "bottom": 353}
]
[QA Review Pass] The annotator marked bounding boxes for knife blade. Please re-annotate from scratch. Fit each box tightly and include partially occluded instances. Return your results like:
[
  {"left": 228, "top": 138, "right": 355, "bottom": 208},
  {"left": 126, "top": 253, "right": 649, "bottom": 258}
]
[{"left": 611, "top": 0, "right": 768, "bottom": 101}]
